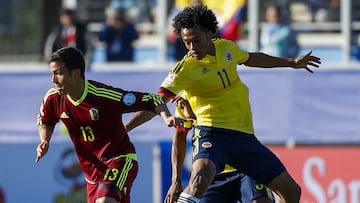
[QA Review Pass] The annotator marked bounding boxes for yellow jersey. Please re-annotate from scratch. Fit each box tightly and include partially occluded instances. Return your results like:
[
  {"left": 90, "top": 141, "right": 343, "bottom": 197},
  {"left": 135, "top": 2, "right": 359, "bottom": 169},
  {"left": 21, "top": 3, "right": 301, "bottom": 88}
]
[
  {"left": 160, "top": 39, "right": 254, "bottom": 134},
  {"left": 176, "top": 90, "right": 238, "bottom": 176}
]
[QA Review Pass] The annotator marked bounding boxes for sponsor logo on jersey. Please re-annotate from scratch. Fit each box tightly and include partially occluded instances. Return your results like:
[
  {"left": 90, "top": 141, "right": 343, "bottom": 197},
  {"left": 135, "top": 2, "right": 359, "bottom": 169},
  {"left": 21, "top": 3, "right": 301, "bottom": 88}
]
[
  {"left": 202, "top": 141, "right": 212, "bottom": 148},
  {"left": 89, "top": 108, "right": 99, "bottom": 121},
  {"left": 123, "top": 93, "right": 136, "bottom": 106},
  {"left": 201, "top": 67, "right": 210, "bottom": 74},
  {"left": 163, "top": 74, "right": 176, "bottom": 87},
  {"left": 60, "top": 112, "right": 69, "bottom": 118},
  {"left": 225, "top": 51, "right": 233, "bottom": 62}
]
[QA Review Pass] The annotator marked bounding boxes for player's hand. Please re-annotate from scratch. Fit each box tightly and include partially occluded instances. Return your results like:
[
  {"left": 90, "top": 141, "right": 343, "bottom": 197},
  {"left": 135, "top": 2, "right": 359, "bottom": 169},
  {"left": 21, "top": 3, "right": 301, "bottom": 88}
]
[
  {"left": 172, "top": 96, "right": 196, "bottom": 119},
  {"left": 35, "top": 141, "right": 49, "bottom": 163},
  {"left": 165, "top": 116, "right": 183, "bottom": 127},
  {"left": 293, "top": 50, "right": 321, "bottom": 73},
  {"left": 164, "top": 181, "right": 183, "bottom": 203}
]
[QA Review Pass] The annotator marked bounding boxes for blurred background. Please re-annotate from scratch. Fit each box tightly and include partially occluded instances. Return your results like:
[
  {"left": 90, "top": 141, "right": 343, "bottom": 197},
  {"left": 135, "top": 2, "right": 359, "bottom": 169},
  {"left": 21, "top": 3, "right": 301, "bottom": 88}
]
[
  {"left": 1, "top": 0, "right": 360, "bottom": 203},
  {"left": 0, "top": 0, "right": 359, "bottom": 65}
]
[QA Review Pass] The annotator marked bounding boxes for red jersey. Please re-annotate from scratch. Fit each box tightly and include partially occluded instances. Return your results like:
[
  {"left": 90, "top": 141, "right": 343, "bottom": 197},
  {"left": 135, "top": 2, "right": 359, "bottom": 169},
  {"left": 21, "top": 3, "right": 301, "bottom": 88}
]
[{"left": 37, "top": 80, "right": 164, "bottom": 182}]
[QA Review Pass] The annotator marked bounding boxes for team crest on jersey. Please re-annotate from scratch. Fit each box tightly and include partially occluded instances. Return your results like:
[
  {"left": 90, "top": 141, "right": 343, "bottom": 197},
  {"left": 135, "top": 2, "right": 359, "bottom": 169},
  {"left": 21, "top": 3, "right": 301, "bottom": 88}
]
[
  {"left": 89, "top": 108, "right": 99, "bottom": 121},
  {"left": 163, "top": 74, "right": 176, "bottom": 87},
  {"left": 225, "top": 51, "right": 233, "bottom": 62},
  {"left": 123, "top": 93, "right": 136, "bottom": 106},
  {"left": 202, "top": 141, "right": 212, "bottom": 148}
]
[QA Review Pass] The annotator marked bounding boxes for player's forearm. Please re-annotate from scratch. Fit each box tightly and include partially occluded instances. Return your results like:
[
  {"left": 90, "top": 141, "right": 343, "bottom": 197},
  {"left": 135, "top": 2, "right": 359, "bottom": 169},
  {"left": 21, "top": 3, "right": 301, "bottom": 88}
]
[
  {"left": 155, "top": 104, "right": 172, "bottom": 118},
  {"left": 171, "top": 130, "right": 187, "bottom": 182},
  {"left": 155, "top": 104, "right": 177, "bottom": 127},
  {"left": 125, "top": 110, "right": 156, "bottom": 132},
  {"left": 245, "top": 52, "right": 295, "bottom": 68},
  {"left": 37, "top": 124, "right": 54, "bottom": 143}
]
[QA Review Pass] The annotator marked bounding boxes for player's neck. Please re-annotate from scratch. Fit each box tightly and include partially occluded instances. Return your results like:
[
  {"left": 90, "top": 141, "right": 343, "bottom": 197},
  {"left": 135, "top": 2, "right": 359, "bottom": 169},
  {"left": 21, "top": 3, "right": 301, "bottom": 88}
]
[{"left": 68, "top": 80, "right": 85, "bottom": 100}]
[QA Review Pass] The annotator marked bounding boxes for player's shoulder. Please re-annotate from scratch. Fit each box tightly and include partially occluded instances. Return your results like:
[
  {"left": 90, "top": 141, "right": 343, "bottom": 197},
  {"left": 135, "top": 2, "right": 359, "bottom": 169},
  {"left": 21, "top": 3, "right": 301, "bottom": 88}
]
[
  {"left": 88, "top": 80, "right": 108, "bottom": 88},
  {"left": 86, "top": 80, "right": 124, "bottom": 101},
  {"left": 170, "top": 52, "right": 195, "bottom": 74},
  {"left": 42, "top": 87, "right": 60, "bottom": 103},
  {"left": 212, "top": 38, "right": 237, "bottom": 47},
  {"left": 87, "top": 80, "right": 120, "bottom": 91}
]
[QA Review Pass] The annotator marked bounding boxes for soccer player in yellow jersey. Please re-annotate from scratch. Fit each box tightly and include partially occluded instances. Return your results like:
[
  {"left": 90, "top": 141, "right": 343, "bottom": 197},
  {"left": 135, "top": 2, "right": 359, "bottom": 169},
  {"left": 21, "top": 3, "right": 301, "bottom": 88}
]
[
  {"left": 126, "top": 4, "right": 321, "bottom": 203},
  {"left": 165, "top": 92, "right": 274, "bottom": 203}
]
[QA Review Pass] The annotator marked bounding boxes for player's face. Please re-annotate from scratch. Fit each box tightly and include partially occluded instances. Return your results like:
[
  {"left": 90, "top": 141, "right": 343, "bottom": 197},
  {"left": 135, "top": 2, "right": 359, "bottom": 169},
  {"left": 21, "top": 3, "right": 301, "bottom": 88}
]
[
  {"left": 181, "top": 26, "right": 213, "bottom": 60},
  {"left": 49, "top": 61, "right": 78, "bottom": 95}
]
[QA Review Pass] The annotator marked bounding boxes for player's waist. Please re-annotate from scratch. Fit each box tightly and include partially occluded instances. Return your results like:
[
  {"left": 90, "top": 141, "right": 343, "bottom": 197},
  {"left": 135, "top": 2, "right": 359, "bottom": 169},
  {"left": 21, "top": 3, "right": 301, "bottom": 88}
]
[
  {"left": 85, "top": 153, "right": 138, "bottom": 184},
  {"left": 194, "top": 123, "right": 254, "bottom": 135},
  {"left": 108, "top": 153, "right": 138, "bottom": 162},
  {"left": 194, "top": 116, "right": 253, "bottom": 132}
]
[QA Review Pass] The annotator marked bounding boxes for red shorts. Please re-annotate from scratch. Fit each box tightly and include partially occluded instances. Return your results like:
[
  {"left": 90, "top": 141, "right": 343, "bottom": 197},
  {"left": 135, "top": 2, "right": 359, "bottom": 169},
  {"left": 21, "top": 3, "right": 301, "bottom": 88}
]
[{"left": 86, "top": 155, "right": 138, "bottom": 203}]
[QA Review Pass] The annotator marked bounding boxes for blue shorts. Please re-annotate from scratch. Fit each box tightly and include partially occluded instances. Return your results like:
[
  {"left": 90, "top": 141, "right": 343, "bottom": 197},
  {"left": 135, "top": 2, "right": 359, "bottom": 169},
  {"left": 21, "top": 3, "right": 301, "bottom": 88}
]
[
  {"left": 240, "top": 174, "right": 274, "bottom": 202},
  {"left": 192, "top": 126, "right": 286, "bottom": 186},
  {"left": 200, "top": 172, "right": 274, "bottom": 203}
]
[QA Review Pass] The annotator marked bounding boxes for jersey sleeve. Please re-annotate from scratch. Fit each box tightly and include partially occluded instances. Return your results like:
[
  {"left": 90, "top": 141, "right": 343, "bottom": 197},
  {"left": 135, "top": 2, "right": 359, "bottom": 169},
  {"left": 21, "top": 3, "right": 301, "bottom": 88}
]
[
  {"left": 120, "top": 90, "right": 165, "bottom": 113},
  {"left": 158, "top": 59, "right": 193, "bottom": 99},
  {"left": 37, "top": 88, "right": 60, "bottom": 127},
  {"left": 232, "top": 42, "right": 250, "bottom": 64}
]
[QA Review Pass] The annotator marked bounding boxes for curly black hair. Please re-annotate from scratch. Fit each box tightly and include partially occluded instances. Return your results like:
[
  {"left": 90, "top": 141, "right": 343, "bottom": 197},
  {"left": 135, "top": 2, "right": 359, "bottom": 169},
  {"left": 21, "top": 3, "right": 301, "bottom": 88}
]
[{"left": 172, "top": 4, "right": 219, "bottom": 36}]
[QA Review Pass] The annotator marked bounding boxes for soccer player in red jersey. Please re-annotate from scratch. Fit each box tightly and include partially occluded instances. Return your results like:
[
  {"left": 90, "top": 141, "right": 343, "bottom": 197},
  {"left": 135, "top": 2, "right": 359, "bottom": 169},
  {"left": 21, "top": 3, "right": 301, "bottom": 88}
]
[{"left": 35, "top": 47, "right": 179, "bottom": 203}]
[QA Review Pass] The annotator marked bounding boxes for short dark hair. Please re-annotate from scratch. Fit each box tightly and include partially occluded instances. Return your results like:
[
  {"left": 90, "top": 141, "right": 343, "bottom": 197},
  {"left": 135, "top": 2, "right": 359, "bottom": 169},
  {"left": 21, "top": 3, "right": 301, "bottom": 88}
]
[
  {"left": 172, "top": 4, "right": 219, "bottom": 36},
  {"left": 59, "top": 8, "right": 75, "bottom": 17},
  {"left": 50, "top": 47, "right": 86, "bottom": 79}
]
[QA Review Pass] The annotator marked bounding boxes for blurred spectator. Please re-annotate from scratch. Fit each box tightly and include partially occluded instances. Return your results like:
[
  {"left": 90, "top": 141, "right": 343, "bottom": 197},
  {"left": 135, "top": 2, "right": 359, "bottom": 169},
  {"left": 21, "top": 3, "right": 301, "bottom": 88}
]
[
  {"left": 44, "top": 8, "right": 91, "bottom": 62},
  {"left": 99, "top": 7, "right": 139, "bottom": 62},
  {"left": 260, "top": 2, "right": 299, "bottom": 58},
  {"left": 109, "top": 0, "right": 156, "bottom": 24},
  {"left": 309, "top": 0, "right": 340, "bottom": 22}
]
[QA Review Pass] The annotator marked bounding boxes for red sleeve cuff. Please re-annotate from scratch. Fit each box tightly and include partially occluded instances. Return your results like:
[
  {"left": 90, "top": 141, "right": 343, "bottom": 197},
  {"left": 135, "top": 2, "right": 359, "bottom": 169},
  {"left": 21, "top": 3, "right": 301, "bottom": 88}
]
[
  {"left": 158, "top": 87, "right": 176, "bottom": 99},
  {"left": 175, "top": 125, "right": 190, "bottom": 134}
]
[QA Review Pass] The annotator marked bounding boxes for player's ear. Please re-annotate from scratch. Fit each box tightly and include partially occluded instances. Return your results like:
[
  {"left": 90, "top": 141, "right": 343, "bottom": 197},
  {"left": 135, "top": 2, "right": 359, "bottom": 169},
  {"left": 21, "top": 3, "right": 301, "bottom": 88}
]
[
  {"left": 206, "top": 30, "right": 214, "bottom": 40},
  {"left": 72, "top": 68, "right": 81, "bottom": 78}
]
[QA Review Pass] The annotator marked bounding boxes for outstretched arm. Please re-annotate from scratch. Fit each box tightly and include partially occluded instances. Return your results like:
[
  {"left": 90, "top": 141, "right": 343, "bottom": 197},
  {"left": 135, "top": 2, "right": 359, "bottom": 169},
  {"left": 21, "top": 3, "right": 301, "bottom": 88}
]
[
  {"left": 125, "top": 110, "right": 157, "bottom": 132},
  {"left": 165, "top": 96, "right": 195, "bottom": 203},
  {"left": 126, "top": 94, "right": 172, "bottom": 132},
  {"left": 35, "top": 124, "right": 54, "bottom": 163},
  {"left": 154, "top": 103, "right": 181, "bottom": 127},
  {"left": 244, "top": 50, "right": 321, "bottom": 73},
  {"left": 165, "top": 129, "right": 188, "bottom": 203}
]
